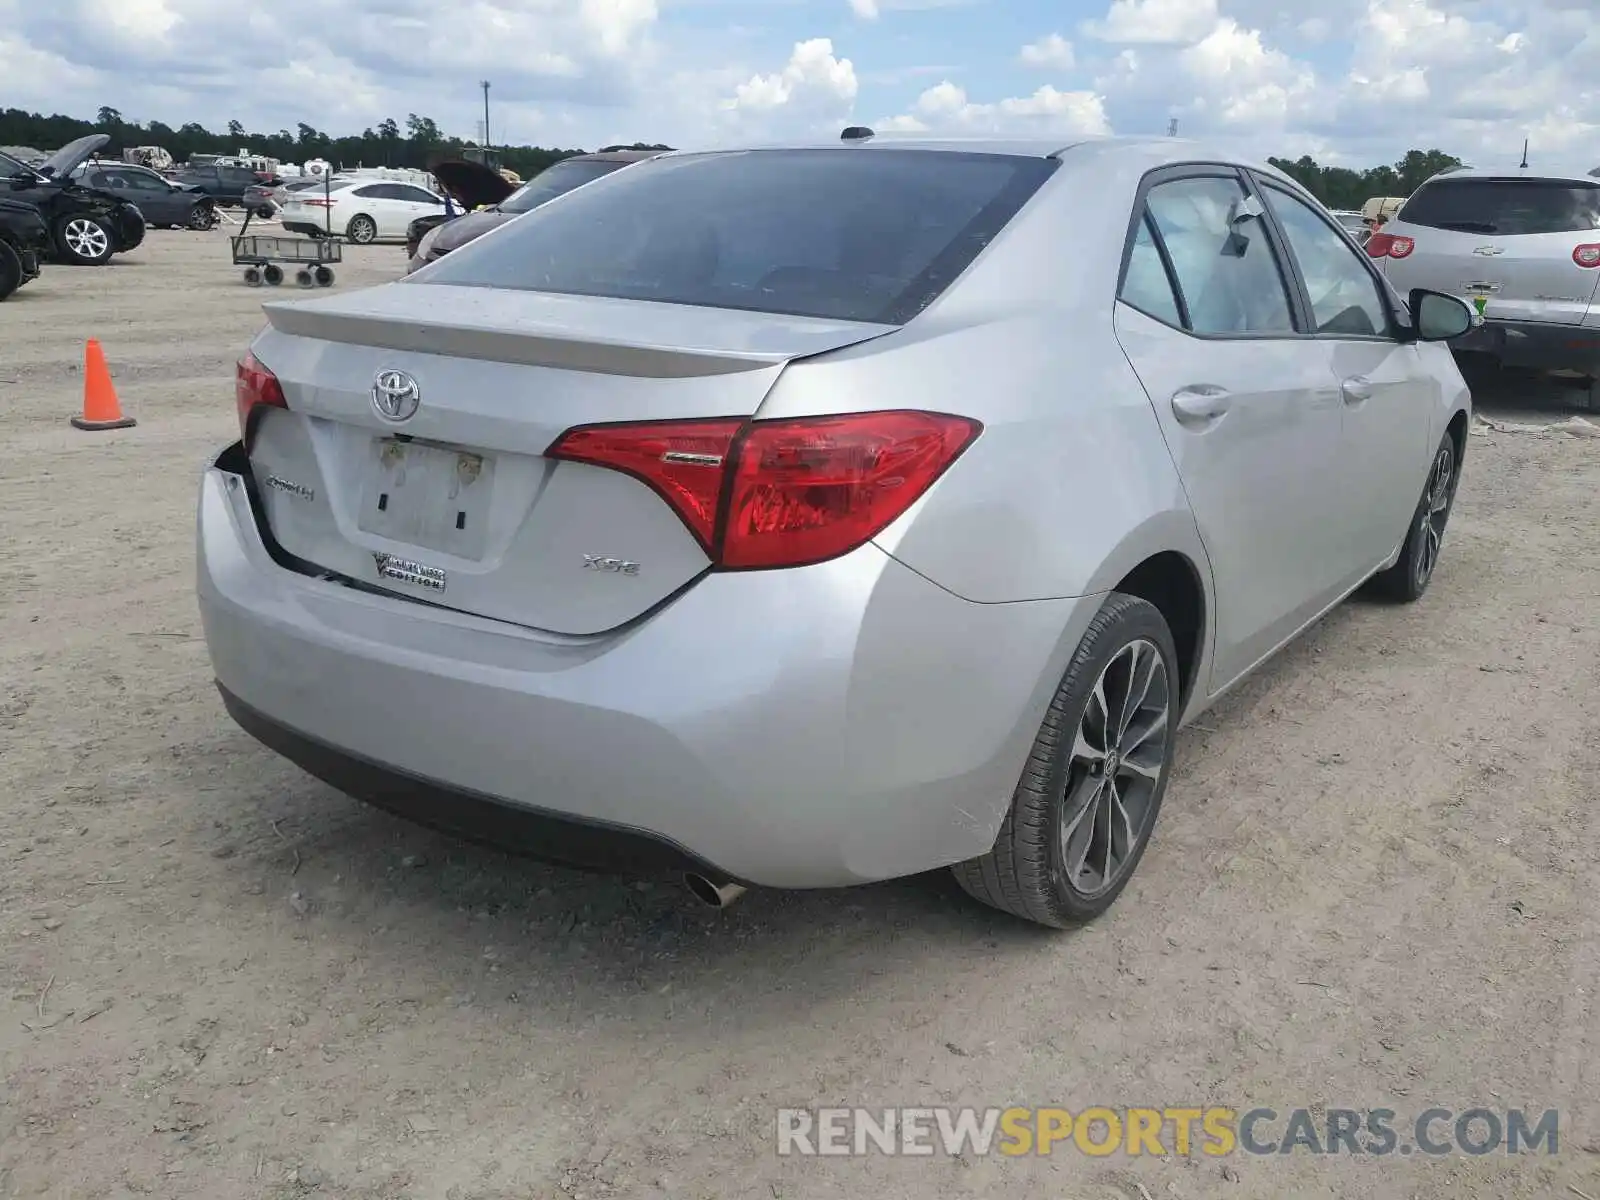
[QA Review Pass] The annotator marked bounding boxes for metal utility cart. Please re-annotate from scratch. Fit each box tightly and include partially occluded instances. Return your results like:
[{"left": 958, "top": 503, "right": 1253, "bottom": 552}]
[{"left": 229, "top": 173, "right": 341, "bottom": 288}]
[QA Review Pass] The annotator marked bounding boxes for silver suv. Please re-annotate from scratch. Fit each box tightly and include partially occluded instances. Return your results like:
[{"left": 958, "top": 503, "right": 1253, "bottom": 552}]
[{"left": 1372, "top": 165, "right": 1600, "bottom": 404}]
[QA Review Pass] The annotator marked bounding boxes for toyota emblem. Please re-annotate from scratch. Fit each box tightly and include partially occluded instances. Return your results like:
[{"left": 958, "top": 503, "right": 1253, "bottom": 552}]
[{"left": 371, "top": 369, "right": 421, "bottom": 422}]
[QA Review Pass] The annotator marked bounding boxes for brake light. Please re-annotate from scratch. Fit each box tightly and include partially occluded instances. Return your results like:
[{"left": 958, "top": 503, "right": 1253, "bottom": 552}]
[
  {"left": 235, "top": 351, "right": 286, "bottom": 449},
  {"left": 1574, "top": 243, "right": 1600, "bottom": 268},
  {"left": 1365, "top": 233, "right": 1414, "bottom": 259},
  {"left": 302, "top": 198, "right": 332, "bottom": 208},
  {"left": 546, "top": 410, "right": 981, "bottom": 570}
]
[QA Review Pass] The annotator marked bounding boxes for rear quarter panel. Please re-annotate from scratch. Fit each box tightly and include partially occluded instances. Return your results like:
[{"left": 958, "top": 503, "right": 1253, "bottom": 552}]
[{"left": 758, "top": 142, "right": 1210, "bottom": 608}]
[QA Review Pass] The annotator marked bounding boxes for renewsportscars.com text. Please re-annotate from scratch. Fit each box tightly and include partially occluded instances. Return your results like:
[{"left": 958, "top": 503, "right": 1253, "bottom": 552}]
[{"left": 776, "top": 1106, "right": 1559, "bottom": 1158}]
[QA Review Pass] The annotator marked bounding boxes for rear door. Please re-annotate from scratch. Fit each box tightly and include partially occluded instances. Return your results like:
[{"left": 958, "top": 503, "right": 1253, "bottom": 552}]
[
  {"left": 1385, "top": 177, "right": 1600, "bottom": 325},
  {"left": 115, "top": 168, "right": 186, "bottom": 225},
  {"left": 1257, "top": 176, "right": 1434, "bottom": 575},
  {"left": 1114, "top": 167, "right": 1348, "bottom": 690}
]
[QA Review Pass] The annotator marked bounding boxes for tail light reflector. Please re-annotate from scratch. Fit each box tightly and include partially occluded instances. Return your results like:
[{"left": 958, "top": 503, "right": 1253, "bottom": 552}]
[
  {"left": 236, "top": 351, "right": 287, "bottom": 449},
  {"left": 1574, "top": 243, "right": 1600, "bottom": 268},
  {"left": 546, "top": 410, "right": 982, "bottom": 570},
  {"left": 1365, "top": 233, "right": 1415, "bottom": 259}
]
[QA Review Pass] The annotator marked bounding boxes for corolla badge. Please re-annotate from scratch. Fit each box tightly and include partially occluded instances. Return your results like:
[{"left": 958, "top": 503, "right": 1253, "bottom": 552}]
[{"left": 371, "top": 369, "right": 421, "bottom": 422}]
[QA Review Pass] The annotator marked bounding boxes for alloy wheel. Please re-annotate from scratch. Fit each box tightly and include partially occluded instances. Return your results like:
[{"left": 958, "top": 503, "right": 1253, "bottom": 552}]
[
  {"left": 1415, "top": 443, "right": 1455, "bottom": 588},
  {"left": 64, "top": 219, "right": 110, "bottom": 260},
  {"left": 1058, "top": 638, "right": 1173, "bottom": 899}
]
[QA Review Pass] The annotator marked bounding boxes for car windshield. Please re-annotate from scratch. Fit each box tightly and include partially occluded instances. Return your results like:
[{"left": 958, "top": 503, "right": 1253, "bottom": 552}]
[
  {"left": 0, "top": 150, "right": 38, "bottom": 177},
  {"left": 499, "top": 159, "right": 626, "bottom": 214},
  {"left": 1399, "top": 178, "right": 1600, "bottom": 235},
  {"left": 420, "top": 148, "right": 1057, "bottom": 324}
]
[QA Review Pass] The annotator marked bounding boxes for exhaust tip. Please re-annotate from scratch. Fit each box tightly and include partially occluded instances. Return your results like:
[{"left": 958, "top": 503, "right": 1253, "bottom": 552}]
[{"left": 684, "top": 872, "right": 747, "bottom": 908}]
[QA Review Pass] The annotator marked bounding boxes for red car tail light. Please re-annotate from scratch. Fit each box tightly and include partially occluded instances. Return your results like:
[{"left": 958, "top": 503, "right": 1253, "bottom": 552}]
[
  {"left": 546, "top": 410, "right": 982, "bottom": 570},
  {"left": 1574, "top": 243, "right": 1600, "bottom": 268},
  {"left": 546, "top": 418, "right": 745, "bottom": 552},
  {"left": 1365, "top": 233, "right": 1415, "bottom": 259},
  {"left": 236, "top": 351, "right": 287, "bottom": 449}
]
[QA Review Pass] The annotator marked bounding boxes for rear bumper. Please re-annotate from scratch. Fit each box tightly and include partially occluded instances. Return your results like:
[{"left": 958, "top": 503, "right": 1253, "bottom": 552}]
[
  {"left": 196, "top": 451, "right": 1094, "bottom": 888},
  {"left": 1452, "top": 318, "right": 1600, "bottom": 377}
]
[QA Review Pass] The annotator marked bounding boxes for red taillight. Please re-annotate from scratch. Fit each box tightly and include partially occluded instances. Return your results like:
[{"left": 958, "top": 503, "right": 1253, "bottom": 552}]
[
  {"left": 236, "top": 351, "right": 286, "bottom": 448},
  {"left": 302, "top": 198, "right": 332, "bottom": 208},
  {"left": 546, "top": 410, "right": 981, "bottom": 570},
  {"left": 1574, "top": 243, "right": 1600, "bottom": 268},
  {"left": 1365, "top": 233, "right": 1414, "bottom": 259}
]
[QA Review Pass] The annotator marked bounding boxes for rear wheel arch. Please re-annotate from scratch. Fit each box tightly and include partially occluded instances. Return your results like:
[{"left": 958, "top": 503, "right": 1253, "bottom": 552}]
[{"left": 1112, "top": 551, "right": 1206, "bottom": 708}]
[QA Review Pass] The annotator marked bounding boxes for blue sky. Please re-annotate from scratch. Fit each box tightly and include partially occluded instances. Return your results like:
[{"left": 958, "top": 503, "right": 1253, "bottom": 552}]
[{"left": 3, "top": 0, "right": 1596, "bottom": 169}]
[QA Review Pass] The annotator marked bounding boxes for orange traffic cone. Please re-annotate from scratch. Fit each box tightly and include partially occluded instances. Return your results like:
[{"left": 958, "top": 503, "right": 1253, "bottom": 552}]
[{"left": 71, "top": 339, "right": 136, "bottom": 431}]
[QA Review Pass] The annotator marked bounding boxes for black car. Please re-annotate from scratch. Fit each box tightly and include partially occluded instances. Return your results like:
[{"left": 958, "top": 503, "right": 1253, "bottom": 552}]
[
  {"left": 0, "top": 134, "right": 146, "bottom": 266},
  {"left": 68, "top": 160, "right": 218, "bottom": 230},
  {"left": 0, "top": 196, "right": 50, "bottom": 300},
  {"left": 169, "top": 161, "right": 265, "bottom": 206}
]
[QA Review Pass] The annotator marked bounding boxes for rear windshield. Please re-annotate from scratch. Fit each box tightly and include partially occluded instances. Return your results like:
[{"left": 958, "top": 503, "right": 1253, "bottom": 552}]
[
  {"left": 418, "top": 149, "right": 1058, "bottom": 324},
  {"left": 1400, "top": 178, "right": 1600, "bottom": 235},
  {"left": 500, "top": 159, "right": 625, "bottom": 214}
]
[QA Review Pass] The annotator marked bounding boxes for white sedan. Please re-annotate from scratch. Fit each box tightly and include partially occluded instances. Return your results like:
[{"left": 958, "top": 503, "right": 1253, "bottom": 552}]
[{"left": 279, "top": 179, "right": 447, "bottom": 244}]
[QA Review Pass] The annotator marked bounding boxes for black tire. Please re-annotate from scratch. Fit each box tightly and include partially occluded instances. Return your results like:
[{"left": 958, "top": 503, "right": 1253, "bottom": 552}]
[
  {"left": 243, "top": 266, "right": 263, "bottom": 286},
  {"left": 953, "top": 593, "right": 1181, "bottom": 928},
  {"left": 256, "top": 205, "right": 276, "bottom": 220},
  {"left": 262, "top": 263, "right": 284, "bottom": 286},
  {"left": 313, "top": 265, "right": 334, "bottom": 287},
  {"left": 1365, "top": 431, "right": 1461, "bottom": 603},
  {"left": 346, "top": 214, "right": 377, "bottom": 244},
  {"left": 295, "top": 268, "right": 315, "bottom": 288},
  {"left": 188, "top": 205, "right": 218, "bottom": 231},
  {"left": 0, "top": 240, "right": 21, "bottom": 301},
  {"left": 53, "top": 214, "right": 115, "bottom": 265}
]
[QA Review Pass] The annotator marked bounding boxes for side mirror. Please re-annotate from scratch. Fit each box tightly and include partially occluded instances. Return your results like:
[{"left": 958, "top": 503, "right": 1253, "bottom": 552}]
[{"left": 1409, "top": 289, "right": 1475, "bottom": 342}]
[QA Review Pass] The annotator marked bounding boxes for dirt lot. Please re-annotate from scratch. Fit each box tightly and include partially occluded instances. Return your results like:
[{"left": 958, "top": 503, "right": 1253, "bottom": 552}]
[{"left": 3, "top": 227, "right": 1600, "bottom": 1200}]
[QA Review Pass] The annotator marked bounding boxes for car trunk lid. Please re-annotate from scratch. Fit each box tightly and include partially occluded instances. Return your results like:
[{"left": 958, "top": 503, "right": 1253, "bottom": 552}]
[{"left": 244, "top": 283, "right": 896, "bottom": 634}]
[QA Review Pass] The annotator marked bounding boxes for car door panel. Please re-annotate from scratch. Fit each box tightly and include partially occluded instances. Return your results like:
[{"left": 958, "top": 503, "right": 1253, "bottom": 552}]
[
  {"left": 1117, "top": 306, "right": 1345, "bottom": 687},
  {"left": 1259, "top": 179, "right": 1436, "bottom": 582},
  {"left": 1115, "top": 172, "right": 1349, "bottom": 692}
]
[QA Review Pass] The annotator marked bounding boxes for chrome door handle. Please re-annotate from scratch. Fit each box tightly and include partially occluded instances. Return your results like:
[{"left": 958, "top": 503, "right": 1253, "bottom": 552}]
[
  {"left": 1171, "top": 385, "right": 1232, "bottom": 424},
  {"left": 1341, "top": 376, "right": 1374, "bottom": 403}
]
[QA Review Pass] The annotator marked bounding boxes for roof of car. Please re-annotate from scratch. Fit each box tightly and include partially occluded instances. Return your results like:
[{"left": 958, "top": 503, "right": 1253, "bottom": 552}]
[
  {"left": 569, "top": 149, "right": 665, "bottom": 164},
  {"left": 652, "top": 134, "right": 1282, "bottom": 169},
  {"left": 1425, "top": 162, "right": 1600, "bottom": 184}
]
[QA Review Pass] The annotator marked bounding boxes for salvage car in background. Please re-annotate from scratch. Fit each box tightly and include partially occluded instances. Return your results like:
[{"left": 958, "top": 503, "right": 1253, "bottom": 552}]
[
  {"left": 69, "top": 160, "right": 219, "bottom": 230},
  {"left": 402, "top": 157, "right": 516, "bottom": 261},
  {"left": 1371, "top": 164, "right": 1600, "bottom": 407},
  {"left": 0, "top": 135, "right": 145, "bottom": 266},
  {"left": 0, "top": 196, "right": 50, "bottom": 300},
  {"left": 406, "top": 150, "right": 659, "bottom": 272},
  {"left": 201, "top": 135, "right": 1475, "bottom": 928},
  {"left": 279, "top": 178, "right": 445, "bottom": 244}
]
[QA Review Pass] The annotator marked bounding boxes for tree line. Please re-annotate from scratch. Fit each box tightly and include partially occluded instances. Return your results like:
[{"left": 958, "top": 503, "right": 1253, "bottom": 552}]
[
  {"left": 0, "top": 107, "right": 671, "bottom": 179},
  {"left": 1, "top": 107, "right": 1460, "bottom": 202},
  {"left": 1267, "top": 149, "right": 1463, "bottom": 210}
]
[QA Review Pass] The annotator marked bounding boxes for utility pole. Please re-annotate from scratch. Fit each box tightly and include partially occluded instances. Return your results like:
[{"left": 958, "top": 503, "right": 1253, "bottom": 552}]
[
  {"left": 1167, "top": 117, "right": 1179, "bottom": 137},
  {"left": 480, "top": 81, "right": 492, "bottom": 159}
]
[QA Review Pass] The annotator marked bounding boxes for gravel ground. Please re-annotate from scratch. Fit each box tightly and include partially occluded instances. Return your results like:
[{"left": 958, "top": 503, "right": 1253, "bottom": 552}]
[{"left": 3, "top": 228, "right": 1600, "bottom": 1200}]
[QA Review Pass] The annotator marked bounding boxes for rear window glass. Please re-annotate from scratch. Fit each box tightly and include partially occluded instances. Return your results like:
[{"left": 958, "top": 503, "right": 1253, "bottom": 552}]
[
  {"left": 1400, "top": 179, "right": 1600, "bottom": 235},
  {"left": 418, "top": 149, "right": 1058, "bottom": 324},
  {"left": 500, "top": 160, "right": 625, "bottom": 214}
]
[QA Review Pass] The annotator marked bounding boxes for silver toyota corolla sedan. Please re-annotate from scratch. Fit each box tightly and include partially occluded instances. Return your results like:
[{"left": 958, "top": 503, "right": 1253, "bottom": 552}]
[{"left": 199, "top": 134, "right": 1475, "bottom": 928}]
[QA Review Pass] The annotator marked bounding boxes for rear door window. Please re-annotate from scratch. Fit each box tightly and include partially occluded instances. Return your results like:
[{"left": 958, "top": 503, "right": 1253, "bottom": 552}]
[
  {"left": 1400, "top": 179, "right": 1600, "bottom": 235},
  {"left": 417, "top": 149, "right": 1058, "bottom": 325},
  {"left": 1144, "top": 175, "right": 1296, "bottom": 336}
]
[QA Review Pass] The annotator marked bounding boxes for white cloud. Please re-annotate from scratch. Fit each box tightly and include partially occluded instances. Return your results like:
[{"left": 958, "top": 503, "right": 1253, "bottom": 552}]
[
  {"left": 724, "top": 38, "right": 858, "bottom": 113},
  {"left": 879, "top": 80, "right": 1111, "bottom": 136},
  {"left": 1020, "top": 33, "right": 1075, "bottom": 70},
  {"left": 849, "top": 0, "right": 879, "bottom": 18},
  {"left": 1084, "top": 0, "right": 1219, "bottom": 44}
]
